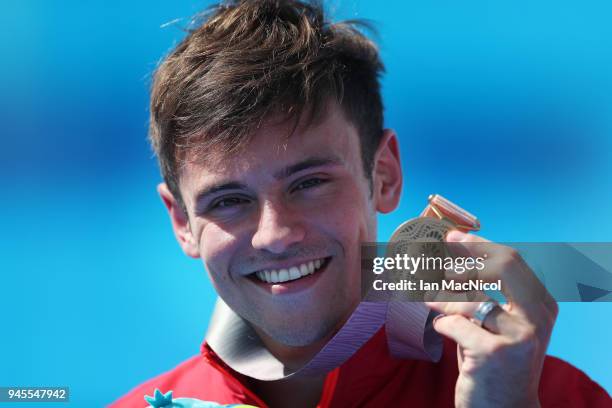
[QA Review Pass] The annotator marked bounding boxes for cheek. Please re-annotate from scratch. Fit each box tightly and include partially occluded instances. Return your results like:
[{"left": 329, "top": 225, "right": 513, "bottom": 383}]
[
  {"left": 198, "top": 223, "right": 240, "bottom": 281},
  {"left": 311, "top": 184, "right": 373, "bottom": 245}
]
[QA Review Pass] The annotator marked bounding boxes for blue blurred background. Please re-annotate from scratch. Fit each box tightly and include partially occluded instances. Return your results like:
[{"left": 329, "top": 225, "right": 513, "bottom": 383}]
[{"left": 1, "top": 0, "right": 610, "bottom": 406}]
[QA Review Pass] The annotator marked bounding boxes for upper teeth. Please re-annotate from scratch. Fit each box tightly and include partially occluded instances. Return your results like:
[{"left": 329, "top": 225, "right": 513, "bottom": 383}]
[{"left": 255, "top": 258, "right": 325, "bottom": 284}]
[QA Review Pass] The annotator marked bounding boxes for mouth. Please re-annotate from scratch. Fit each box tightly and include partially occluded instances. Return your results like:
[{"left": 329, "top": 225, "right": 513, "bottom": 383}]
[{"left": 249, "top": 257, "right": 332, "bottom": 285}]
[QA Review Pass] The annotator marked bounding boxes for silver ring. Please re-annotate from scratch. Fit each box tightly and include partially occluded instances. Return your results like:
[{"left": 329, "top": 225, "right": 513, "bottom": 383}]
[{"left": 471, "top": 300, "right": 498, "bottom": 327}]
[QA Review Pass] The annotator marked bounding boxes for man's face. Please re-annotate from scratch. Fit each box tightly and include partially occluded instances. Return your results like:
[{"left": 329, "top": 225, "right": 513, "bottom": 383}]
[{"left": 173, "top": 101, "right": 395, "bottom": 347}]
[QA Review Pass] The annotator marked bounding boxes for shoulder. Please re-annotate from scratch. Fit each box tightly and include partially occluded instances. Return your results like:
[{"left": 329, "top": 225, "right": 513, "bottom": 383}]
[
  {"left": 108, "top": 350, "right": 242, "bottom": 408},
  {"left": 539, "top": 355, "right": 611, "bottom": 407}
]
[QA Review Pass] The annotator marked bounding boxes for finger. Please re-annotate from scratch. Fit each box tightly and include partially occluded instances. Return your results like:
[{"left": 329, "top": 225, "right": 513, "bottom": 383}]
[
  {"left": 425, "top": 289, "right": 488, "bottom": 302},
  {"left": 457, "top": 344, "right": 465, "bottom": 368},
  {"left": 444, "top": 230, "right": 511, "bottom": 290},
  {"left": 445, "top": 230, "right": 551, "bottom": 320},
  {"left": 432, "top": 314, "right": 497, "bottom": 350},
  {"left": 423, "top": 290, "right": 483, "bottom": 303},
  {"left": 444, "top": 267, "right": 471, "bottom": 283},
  {"left": 446, "top": 229, "right": 491, "bottom": 244},
  {"left": 427, "top": 300, "right": 523, "bottom": 336}
]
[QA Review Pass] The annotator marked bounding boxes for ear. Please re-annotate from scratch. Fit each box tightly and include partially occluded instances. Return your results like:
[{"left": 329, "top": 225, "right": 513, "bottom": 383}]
[
  {"left": 372, "top": 129, "right": 403, "bottom": 214},
  {"left": 157, "top": 183, "right": 200, "bottom": 258}
]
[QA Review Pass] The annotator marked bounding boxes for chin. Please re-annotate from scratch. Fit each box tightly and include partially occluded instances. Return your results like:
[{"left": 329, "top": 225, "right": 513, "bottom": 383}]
[
  {"left": 257, "top": 308, "right": 344, "bottom": 348},
  {"left": 265, "top": 300, "right": 361, "bottom": 349}
]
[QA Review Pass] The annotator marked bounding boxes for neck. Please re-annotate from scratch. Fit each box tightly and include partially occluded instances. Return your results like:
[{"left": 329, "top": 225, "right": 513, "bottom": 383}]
[
  {"left": 246, "top": 303, "right": 360, "bottom": 407},
  {"left": 248, "top": 328, "right": 336, "bottom": 408},
  {"left": 251, "top": 298, "right": 361, "bottom": 369},
  {"left": 252, "top": 326, "right": 335, "bottom": 370}
]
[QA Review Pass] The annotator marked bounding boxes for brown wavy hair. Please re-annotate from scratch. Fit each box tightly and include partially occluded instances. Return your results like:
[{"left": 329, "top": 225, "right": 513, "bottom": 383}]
[{"left": 149, "top": 0, "right": 385, "bottom": 207}]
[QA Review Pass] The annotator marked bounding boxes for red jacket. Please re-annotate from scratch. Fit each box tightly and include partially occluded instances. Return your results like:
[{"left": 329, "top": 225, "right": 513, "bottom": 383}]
[{"left": 110, "top": 328, "right": 610, "bottom": 407}]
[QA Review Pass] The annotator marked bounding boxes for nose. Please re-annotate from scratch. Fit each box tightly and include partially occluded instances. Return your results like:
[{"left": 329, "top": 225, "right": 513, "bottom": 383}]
[{"left": 251, "top": 201, "right": 306, "bottom": 254}]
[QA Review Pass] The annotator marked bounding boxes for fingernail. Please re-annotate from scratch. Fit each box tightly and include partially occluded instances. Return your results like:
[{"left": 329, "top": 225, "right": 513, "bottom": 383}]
[
  {"left": 445, "top": 230, "right": 468, "bottom": 242},
  {"left": 432, "top": 313, "right": 446, "bottom": 325}
]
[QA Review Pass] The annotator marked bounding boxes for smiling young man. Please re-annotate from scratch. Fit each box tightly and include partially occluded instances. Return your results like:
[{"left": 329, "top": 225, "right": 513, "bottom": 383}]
[
  {"left": 111, "top": 1, "right": 610, "bottom": 407},
  {"left": 174, "top": 99, "right": 388, "bottom": 371}
]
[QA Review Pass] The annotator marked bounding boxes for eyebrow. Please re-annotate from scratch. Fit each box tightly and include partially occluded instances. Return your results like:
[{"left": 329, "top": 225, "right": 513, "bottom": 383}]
[
  {"left": 194, "top": 154, "right": 344, "bottom": 205},
  {"left": 272, "top": 154, "right": 344, "bottom": 180}
]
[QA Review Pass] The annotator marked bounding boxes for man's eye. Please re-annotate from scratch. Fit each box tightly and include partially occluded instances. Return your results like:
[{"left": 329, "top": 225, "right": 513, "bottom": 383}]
[
  {"left": 293, "top": 178, "right": 327, "bottom": 191},
  {"left": 210, "top": 196, "right": 250, "bottom": 209}
]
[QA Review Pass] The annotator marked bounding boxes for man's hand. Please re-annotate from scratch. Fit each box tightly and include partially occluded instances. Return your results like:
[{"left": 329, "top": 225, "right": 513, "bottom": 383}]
[{"left": 426, "top": 230, "right": 558, "bottom": 408}]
